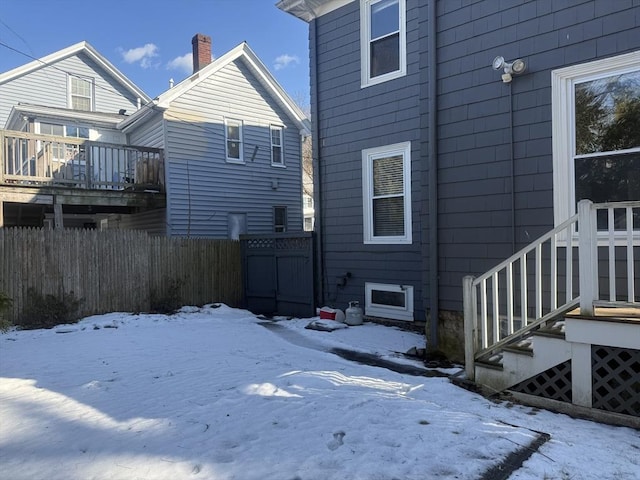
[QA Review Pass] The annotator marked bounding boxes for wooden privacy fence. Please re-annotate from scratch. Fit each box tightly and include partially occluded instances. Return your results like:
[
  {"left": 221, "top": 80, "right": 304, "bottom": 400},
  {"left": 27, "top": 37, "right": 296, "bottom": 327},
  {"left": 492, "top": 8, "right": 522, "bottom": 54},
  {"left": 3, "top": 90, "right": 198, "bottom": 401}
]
[{"left": 0, "top": 228, "right": 242, "bottom": 323}]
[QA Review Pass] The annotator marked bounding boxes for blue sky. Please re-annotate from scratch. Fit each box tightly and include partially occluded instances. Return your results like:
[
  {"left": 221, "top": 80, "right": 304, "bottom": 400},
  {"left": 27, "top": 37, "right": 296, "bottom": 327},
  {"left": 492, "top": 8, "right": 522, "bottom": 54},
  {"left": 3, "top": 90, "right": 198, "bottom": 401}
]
[{"left": 0, "top": 0, "right": 310, "bottom": 105}]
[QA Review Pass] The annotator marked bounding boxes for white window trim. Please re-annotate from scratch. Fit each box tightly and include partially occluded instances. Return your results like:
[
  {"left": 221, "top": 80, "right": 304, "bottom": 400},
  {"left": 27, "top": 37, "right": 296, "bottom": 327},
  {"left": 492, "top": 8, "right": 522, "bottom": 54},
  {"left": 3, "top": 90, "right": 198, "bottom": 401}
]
[
  {"left": 365, "top": 282, "right": 414, "bottom": 321},
  {"left": 270, "top": 125, "right": 285, "bottom": 167},
  {"left": 360, "top": 0, "right": 407, "bottom": 88},
  {"left": 225, "top": 118, "right": 244, "bottom": 163},
  {"left": 362, "top": 141, "right": 412, "bottom": 244},
  {"left": 68, "top": 74, "right": 94, "bottom": 111},
  {"left": 552, "top": 51, "right": 640, "bottom": 235}
]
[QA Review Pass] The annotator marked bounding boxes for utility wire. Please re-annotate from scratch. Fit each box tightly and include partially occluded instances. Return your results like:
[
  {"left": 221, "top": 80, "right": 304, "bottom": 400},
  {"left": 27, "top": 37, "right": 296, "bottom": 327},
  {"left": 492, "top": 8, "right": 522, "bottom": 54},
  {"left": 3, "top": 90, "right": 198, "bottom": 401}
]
[{"left": 0, "top": 40, "right": 258, "bottom": 142}]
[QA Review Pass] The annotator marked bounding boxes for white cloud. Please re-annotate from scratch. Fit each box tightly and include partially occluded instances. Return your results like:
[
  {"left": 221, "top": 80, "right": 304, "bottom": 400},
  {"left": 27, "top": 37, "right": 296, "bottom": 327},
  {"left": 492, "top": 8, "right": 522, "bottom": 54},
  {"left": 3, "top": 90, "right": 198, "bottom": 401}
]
[
  {"left": 120, "top": 43, "right": 159, "bottom": 69},
  {"left": 166, "top": 53, "right": 193, "bottom": 75},
  {"left": 274, "top": 54, "right": 300, "bottom": 71},
  {"left": 166, "top": 52, "right": 215, "bottom": 75}
]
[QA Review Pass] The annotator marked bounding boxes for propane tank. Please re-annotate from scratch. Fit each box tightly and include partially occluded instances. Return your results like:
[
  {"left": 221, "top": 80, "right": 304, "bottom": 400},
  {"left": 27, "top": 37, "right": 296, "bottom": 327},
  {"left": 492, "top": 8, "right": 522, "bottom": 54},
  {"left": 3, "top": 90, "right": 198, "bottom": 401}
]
[{"left": 345, "top": 301, "right": 363, "bottom": 326}]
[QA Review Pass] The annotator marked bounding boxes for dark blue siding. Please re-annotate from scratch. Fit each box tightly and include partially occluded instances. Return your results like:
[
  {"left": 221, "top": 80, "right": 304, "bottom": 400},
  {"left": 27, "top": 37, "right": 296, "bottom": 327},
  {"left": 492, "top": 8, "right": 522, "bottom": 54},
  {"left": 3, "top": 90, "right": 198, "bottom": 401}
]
[{"left": 313, "top": 0, "right": 640, "bottom": 318}]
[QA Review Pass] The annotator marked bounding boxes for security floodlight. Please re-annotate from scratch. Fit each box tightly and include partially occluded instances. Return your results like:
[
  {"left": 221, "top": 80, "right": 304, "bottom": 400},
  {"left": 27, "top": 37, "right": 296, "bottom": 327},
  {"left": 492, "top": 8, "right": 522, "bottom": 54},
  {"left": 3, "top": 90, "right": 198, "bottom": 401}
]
[
  {"left": 492, "top": 56, "right": 527, "bottom": 83},
  {"left": 492, "top": 56, "right": 505, "bottom": 70}
]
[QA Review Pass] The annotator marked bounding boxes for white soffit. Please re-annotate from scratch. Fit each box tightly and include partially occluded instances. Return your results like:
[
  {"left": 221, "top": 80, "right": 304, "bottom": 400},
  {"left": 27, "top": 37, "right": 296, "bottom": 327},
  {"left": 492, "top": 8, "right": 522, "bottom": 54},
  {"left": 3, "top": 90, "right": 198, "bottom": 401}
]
[{"left": 276, "top": 0, "right": 354, "bottom": 22}]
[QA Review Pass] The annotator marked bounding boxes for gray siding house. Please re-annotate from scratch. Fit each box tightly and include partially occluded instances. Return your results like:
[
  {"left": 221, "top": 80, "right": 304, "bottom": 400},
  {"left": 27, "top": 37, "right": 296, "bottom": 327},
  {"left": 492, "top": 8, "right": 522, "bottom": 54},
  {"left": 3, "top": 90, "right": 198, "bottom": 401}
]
[
  {"left": 0, "top": 41, "right": 149, "bottom": 128},
  {"left": 278, "top": 0, "right": 640, "bottom": 358},
  {"left": 121, "top": 36, "right": 311, "bottom": 237},
  {"left": 1, "top": 37, "right": 310, "bottom": 237},
  {"left": 0, "top": 42, "right": 163, "bottom": 229}
]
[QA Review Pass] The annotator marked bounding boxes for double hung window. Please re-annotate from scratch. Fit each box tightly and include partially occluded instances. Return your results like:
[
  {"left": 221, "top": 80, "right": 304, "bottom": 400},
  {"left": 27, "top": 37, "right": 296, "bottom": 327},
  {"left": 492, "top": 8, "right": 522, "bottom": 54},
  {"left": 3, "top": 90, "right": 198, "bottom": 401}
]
[
  {"left": 361, "top": 0, "right": 406, "bottom": 87},
  {"left": 362, "top": 142, "right": 412, "bottom": 244},
  {"left": 274, "top": 206, "right": 287, "bottom": 233},
  {"left": 70, "top": 75, "right": 94, "bottom": 111},
  {"left": 270, "top": 125, "right": 284, "bottom": 166},
  {"left": 225, "top": 119, "right": 244, "bottom": 162}
]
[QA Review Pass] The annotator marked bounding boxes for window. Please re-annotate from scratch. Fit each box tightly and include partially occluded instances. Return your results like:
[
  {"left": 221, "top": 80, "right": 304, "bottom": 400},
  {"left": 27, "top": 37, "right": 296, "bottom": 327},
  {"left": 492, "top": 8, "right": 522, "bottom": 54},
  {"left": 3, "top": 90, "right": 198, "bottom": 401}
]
[
  {"left": 362, "top": 142, "right": 411, "bottom": 244},
  {"left": 225, "top": 119, "right": 243, "bottom": 162},
  {"left": 38, "top": 122, "right": 89, "bottom": 161},
  {"left": 270, "top": 125, "right": 284, "bottom": 166},
  {"left": 552, "top": 51, "right": 640, "bottom": 232},
  {"left": 360, "top": 0, "right": 406, "bottom": 88},
  {"left": 69, "top": 75, "right": 93, "bottom": 111},
  {"left": 365, "top": 282, "right": 414, "bottom": 321},
  {"left": 274, "top": 206, "right": 287, "bottom": 233},
  {"left": 65, "top": 125, "right": 90, "bottom": 139}
]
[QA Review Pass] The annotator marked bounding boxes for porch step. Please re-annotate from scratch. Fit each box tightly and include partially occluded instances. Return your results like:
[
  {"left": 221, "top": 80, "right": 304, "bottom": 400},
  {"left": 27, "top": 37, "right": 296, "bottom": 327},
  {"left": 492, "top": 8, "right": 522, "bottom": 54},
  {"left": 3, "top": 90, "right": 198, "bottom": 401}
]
[
  {"left": 476, "top": 333, "right": 572, "bottom": 392},
  {"left": 503, "top": 344, "right": 533, "bottom": 356},
  {"left": 476, "top": 358, "right": 503, "bottom": 371},
  {"left": 534, "top": 320, "right": 565, "bottom": 339}
]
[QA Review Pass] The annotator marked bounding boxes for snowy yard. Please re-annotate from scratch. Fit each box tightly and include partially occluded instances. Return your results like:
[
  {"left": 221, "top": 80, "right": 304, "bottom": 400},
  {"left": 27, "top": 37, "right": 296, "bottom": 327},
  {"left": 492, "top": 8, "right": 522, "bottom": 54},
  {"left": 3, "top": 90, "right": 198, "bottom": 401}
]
[{"left": 0, "top": 304, "right": 638, "bottom": 480}]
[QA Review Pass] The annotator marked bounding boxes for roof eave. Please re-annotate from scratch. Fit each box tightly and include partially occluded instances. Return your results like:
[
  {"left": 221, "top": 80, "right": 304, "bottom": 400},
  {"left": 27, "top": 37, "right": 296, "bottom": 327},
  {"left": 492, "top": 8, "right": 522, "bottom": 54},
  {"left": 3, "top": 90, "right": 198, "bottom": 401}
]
[
  {"left": 275, "top": 0, "right": 353, "bottom": 22},
  {"left": 0, "top": 41, "right": 151, "bottom": 104}
]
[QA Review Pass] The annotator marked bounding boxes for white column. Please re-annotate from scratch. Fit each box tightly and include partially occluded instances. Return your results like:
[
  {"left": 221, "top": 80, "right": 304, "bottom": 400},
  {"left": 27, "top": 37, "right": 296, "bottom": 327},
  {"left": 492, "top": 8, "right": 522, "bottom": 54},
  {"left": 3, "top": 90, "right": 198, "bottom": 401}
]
[
  {"left": 577, "top": 199, "right": 597, "bottom": 316},
  {"left": 571, "top": 342, "right": 592, "bottom": 408}
]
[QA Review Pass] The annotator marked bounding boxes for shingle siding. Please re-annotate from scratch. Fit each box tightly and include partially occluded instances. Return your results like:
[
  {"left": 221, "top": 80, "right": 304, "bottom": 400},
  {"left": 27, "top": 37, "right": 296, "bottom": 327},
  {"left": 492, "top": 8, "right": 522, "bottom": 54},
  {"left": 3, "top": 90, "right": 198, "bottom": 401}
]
[{"left": 313, "top": 0, "right": 640, "bottom": 318}]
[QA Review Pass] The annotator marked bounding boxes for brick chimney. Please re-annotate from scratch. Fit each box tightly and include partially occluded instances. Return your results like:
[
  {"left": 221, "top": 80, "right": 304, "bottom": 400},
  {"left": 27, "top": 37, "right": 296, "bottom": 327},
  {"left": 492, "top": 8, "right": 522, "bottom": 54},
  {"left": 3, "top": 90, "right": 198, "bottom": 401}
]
[{"left": 192, "top": 33, "right": 212, "bottom": 73}]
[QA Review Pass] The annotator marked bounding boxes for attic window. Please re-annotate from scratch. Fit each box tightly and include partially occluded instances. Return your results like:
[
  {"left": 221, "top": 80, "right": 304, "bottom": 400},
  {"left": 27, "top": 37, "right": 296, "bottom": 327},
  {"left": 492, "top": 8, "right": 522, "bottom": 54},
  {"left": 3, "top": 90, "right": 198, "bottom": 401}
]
[{"left": 69, "top": 75, "right": 94, "bottom": 111}]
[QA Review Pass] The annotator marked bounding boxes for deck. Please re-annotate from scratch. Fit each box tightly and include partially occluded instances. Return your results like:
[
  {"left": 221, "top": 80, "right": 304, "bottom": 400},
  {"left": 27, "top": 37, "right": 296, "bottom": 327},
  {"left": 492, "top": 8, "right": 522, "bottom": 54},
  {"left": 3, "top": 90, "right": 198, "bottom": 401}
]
[{"left": 0, "top": 129, "right": 165, "bottom": 228}]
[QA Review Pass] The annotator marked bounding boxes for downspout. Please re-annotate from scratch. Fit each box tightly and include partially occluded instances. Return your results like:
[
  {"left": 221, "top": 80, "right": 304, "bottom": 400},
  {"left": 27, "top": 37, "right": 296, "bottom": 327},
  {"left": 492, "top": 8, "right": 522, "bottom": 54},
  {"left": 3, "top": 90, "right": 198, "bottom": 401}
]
[
  {"left": 310, "top": 18, "right": 324, "bottom": 308},
  {"left": 509, "top": 81, "right": 516, "bottom": 253},
  {"left": 428, "top": 0, "right": 439, "bottom": 350}
]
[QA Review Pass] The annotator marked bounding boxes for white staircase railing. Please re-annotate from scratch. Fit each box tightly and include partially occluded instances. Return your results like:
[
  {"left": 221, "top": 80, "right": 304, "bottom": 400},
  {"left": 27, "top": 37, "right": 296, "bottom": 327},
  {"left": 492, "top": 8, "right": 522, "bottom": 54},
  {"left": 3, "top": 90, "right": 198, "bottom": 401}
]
[{"left": 464, "top": 199, "right": 640, "bottom": 380}]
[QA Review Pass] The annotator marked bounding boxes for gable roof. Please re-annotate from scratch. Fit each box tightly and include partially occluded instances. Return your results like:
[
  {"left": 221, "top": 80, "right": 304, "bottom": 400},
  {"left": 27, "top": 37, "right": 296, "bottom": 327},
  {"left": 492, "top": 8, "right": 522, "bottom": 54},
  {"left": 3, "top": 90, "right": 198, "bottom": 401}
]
[
  {"left": 120, "top": 42, "right": 310, "bottom": 136},
  {"left": 0, "top": 41, "right": 151, "bottom": 103}
]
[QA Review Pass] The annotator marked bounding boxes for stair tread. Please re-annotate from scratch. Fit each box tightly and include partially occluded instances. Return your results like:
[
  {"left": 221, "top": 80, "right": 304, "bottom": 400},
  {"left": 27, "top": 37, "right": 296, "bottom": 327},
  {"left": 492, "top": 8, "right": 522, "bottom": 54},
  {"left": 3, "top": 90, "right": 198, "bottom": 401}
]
[
  {"left": 534, "top": 328, "right": 566, "bottom": 339},
  {"left": 503, "top": 344, "right": 534, "bottom": 356},
  {"left": 476, "top": 358, "right": 503, "bottom": 371}
]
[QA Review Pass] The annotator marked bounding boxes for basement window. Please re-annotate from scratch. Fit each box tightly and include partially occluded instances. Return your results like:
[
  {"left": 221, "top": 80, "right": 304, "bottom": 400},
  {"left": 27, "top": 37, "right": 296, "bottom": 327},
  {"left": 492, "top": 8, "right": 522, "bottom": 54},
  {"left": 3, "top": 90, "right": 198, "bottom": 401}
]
[{"left": 365, "top": 282, "right": 413, "bottom": 321}]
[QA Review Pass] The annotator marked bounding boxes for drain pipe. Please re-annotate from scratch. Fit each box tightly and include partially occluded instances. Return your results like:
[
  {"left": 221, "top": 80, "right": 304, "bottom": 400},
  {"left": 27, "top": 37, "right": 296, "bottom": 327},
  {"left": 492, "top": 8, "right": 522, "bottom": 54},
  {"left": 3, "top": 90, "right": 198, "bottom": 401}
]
[
  {"left": 509, "top": 81, "right": 516, "bottom": 253},
  {"left": 427, "top": 0, "right": 439, "bottom": 350},
  {"left": 310, "top": 18, "right": 324, "bottom": 308}
]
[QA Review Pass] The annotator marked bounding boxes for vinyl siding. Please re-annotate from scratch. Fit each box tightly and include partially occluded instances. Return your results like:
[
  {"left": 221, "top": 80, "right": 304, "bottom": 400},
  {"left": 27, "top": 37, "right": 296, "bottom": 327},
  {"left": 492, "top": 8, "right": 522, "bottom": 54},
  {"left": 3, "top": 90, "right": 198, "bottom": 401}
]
[
  {"left": 313, "top": 0, "right": 640, "bottom": 317},
  {"left": 0, "top": 52, "right": 142, "bottom": 127},
  {"left": 163, "top": 58, "right": 303, "bottom": 238},
  {"left": 107, "top": 209, "right": 167, "bottom": 236},
  {"left": 127, "top": 113, "right": 165, "bottom": 149}
]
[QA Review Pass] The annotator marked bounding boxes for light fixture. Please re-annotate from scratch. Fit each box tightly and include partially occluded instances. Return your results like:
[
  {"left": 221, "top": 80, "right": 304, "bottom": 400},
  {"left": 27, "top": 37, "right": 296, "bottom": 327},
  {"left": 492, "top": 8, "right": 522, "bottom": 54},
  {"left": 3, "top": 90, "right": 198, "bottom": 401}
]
[{"left": 492, "top": 56, "right": 527, "bottom": 83}]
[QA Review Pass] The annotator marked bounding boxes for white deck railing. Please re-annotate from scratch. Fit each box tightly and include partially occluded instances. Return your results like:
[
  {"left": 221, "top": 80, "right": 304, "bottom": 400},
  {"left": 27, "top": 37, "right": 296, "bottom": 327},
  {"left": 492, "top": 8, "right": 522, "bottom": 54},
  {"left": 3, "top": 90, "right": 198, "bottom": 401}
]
[
  {"left": 464, "top": 199, "right": 640, "bottom": 379},
  {"left": 0, "top": 130, "right": 164, "bottom": 190}
]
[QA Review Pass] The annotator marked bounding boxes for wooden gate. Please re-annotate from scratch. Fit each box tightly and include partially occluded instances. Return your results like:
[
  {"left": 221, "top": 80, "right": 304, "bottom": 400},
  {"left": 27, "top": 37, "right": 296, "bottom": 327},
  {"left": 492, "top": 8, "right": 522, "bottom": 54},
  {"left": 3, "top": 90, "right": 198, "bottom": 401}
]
[{"left": 240, "top": 232, "right": 315, "bottom": 318}]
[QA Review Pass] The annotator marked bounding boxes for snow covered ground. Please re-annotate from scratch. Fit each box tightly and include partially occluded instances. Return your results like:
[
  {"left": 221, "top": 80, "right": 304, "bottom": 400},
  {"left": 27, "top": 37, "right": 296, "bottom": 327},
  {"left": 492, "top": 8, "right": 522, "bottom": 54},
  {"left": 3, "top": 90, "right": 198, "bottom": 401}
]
[{"left": 0, "top": 304, "right": 638, "bottom": 480}]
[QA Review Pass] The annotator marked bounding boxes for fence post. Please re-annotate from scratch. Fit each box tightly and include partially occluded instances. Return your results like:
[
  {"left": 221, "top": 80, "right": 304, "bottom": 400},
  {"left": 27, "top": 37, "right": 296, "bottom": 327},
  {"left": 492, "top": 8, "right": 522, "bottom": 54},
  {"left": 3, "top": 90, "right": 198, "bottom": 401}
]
[
  {"left": 463, "top": 275, "right": 476, "bottom": 381},
  {"left": 578, "top": 199, "right": 597, "bottom": 316}
]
